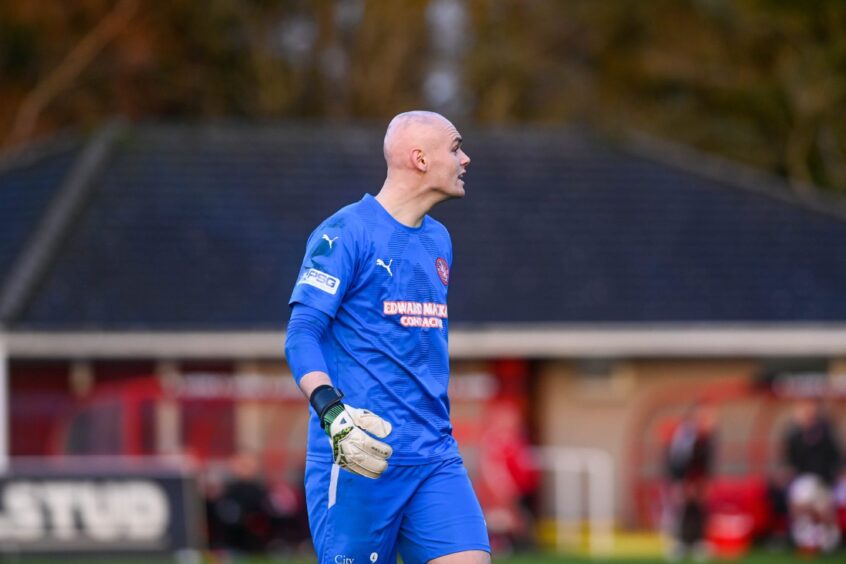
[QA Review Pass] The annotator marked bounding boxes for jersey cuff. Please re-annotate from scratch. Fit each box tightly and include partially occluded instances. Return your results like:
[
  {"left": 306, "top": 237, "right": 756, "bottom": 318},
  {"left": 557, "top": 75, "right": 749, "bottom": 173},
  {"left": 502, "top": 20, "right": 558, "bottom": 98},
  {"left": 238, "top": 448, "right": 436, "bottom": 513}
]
[{"left": 288, "top": 296, "right": 338, "bottom": 320}]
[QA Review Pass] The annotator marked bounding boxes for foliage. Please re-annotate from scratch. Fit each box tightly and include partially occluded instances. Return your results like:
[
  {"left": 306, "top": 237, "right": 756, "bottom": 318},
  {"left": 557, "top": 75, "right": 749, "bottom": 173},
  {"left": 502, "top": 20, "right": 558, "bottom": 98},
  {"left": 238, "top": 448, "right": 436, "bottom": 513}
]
[{"left": 1, "top": 0, "right": 844, "bottom": 193}]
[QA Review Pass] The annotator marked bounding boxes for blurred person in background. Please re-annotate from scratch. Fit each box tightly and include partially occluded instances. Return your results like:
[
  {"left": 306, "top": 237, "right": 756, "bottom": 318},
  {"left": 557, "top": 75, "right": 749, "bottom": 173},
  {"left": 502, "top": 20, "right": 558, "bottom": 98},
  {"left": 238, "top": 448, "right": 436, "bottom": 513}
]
[
  {"left": 476, "top": 400, "right": 540, "bottom": 554},
  {"left": 265, "top": 470, "right": 311, "bottom": 555},
  {"left": 764, "top": 466, "right": 792, "bottom": 549},
  {"left": 214, "top": 452, "right": 275, "bottom": 555},
  {"left": 201, "top": 468, "right": 228, "bottom": 553},
  {"left": 664, "top": 401, "right": 717, "bottom": 561},
  {"left": 781, "top": 398, "right": 842, "bottom": 553}
]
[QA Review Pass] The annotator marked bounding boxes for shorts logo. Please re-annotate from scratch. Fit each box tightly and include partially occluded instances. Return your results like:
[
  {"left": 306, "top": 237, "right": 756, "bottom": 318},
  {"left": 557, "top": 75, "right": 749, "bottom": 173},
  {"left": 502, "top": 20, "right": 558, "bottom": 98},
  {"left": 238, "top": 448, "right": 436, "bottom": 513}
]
[
  {"left": 298, "top": 268, "right": 340, "bottom": 295},
  {"left": 370, "top": 553, "right": 379, "bottom": 562},
  {"left": 436, "top": 257, "right": 449, "bottom": 286}
]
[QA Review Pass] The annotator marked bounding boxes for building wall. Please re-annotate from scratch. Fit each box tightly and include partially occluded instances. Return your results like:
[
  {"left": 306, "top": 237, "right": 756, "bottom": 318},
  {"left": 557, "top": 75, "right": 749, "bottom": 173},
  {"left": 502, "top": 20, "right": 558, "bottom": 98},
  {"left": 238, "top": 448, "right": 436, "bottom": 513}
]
[
  {"left": 536, "top": 358, "right": 760, "bottom": 526},
  {"left": 10, "top": 354, "right": 846, "bottom": 530}
]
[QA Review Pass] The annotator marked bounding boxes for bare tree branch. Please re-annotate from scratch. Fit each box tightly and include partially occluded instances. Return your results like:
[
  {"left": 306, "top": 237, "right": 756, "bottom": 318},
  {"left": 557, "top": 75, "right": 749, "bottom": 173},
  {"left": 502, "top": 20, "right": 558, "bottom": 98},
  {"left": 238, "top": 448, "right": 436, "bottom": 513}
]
[{"left": 3, "top": 0, "right": 139, "bottom": 149}]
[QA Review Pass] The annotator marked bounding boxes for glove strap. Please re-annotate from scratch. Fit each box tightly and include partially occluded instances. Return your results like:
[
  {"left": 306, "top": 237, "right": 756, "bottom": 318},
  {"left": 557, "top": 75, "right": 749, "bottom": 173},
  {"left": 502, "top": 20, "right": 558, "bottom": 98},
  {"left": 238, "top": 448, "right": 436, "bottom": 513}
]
[
  {"left": 309, "top": 385, "right": 344, "bottom": 430},
  {"left": 322, "top": 404, "right": 345, "bottom": 433}
]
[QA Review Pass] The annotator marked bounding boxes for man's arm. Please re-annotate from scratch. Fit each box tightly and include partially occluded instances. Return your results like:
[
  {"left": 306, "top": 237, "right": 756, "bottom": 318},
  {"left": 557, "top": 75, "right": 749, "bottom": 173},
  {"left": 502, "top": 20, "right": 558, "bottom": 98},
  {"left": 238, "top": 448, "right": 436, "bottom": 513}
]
[
  {"left": 298, "top": 370, "right": 333, "bottom": 399},
  {"left": 285, "top": 304, "right": 393, "bottom": 478},
  {"left": 782, "top": 425, "right": 800, "bottom": 476},
  {"left": 285, "top": 304, "right": 331, "bottom": 388}
]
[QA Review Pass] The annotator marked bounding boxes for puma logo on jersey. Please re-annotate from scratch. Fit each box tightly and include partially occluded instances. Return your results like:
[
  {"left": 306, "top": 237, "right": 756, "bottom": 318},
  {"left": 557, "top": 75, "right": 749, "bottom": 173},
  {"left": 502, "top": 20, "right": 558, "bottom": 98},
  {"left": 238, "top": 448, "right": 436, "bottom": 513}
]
[
  {"left": 376, "top": 258, "right": 393, "bottom": 277},
  {"left": 322, "top": 234, "right": 339, "bottom": 249}
]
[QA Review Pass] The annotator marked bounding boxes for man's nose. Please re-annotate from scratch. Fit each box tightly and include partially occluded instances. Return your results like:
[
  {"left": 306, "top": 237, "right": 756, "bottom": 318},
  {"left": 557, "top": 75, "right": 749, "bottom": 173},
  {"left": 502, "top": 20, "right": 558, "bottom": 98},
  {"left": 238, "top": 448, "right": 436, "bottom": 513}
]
[{"left": 461, "top": 151, "right": 470, "bottom": 166}]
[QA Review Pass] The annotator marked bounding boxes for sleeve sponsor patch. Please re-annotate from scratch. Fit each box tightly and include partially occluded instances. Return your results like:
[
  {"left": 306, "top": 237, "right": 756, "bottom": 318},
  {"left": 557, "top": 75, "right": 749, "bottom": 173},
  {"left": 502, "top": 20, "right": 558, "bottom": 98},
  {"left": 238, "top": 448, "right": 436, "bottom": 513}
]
[{"left": 297, "top": 268, "right": 341, "bottom": 295}]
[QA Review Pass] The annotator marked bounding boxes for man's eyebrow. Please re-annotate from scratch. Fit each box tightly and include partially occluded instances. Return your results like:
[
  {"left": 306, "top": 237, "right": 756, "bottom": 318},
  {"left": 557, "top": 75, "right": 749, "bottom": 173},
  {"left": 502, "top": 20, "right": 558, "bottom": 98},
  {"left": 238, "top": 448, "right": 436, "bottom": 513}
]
[{"left": 452, "top": 137, "right": 463, "bottom": 147}]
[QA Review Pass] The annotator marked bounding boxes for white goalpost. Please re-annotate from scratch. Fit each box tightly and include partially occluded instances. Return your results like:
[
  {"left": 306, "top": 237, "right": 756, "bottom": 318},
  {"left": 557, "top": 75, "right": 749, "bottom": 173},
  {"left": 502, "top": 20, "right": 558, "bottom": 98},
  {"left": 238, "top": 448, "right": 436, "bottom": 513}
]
[
  {"left": 534, "top": 446, "right": 615, "bottom": 556},
  {"left": 0, "top": 332, "right": 8, "bottom": 475}
]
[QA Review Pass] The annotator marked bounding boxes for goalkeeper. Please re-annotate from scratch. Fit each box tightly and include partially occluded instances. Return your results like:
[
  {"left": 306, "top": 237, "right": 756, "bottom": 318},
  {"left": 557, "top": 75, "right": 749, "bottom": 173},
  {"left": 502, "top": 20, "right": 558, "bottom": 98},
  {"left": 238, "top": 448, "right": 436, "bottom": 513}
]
[{"left": 285, "top": 111, "right": 490, "bottom": 564}]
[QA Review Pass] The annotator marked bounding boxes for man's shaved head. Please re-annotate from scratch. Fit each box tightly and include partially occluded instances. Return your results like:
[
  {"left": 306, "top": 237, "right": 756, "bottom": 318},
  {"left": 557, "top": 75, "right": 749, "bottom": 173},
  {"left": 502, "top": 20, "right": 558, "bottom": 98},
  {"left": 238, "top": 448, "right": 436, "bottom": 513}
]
[
  {"left": 377, "top": 110, "right": 469, "bottom": 212},
  {"left": 383, "top": 111, "right": 455, "bottom": 169}
]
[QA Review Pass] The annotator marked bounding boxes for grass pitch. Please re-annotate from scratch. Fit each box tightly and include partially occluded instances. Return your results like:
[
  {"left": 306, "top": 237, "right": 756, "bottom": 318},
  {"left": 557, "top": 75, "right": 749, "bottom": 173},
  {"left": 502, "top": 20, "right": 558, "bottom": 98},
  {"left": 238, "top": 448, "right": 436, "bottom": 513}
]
[{"left": 11, "top": 549, "right": 846, "bottom": 563}]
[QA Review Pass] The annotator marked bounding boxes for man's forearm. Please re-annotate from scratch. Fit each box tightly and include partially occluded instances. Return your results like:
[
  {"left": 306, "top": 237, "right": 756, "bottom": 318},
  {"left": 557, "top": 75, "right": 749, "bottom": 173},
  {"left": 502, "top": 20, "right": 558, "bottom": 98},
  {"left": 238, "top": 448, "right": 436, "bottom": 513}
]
[
  {"left": 299, "top": 370, "right": 333, "bottom": 399},
  {"left": 285, "top": 304, "right": 332, "bottom": 394}
]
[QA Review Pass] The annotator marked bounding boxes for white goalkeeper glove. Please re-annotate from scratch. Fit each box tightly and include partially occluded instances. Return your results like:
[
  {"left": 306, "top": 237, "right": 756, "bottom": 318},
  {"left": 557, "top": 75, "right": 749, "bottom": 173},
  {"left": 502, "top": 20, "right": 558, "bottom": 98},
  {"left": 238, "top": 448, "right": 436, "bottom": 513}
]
[
  {"left": 309, "top": 386, "right": 393, "bottom": 479},
  {"left": 324, "top": 404, "right": 393, "bottom": 479}
]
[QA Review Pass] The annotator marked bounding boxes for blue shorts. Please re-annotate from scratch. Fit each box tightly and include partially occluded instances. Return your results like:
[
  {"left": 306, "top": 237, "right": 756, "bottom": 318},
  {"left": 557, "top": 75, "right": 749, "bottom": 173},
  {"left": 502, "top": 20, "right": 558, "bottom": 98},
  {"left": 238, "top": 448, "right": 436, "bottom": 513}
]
[{"left": 305, "top": 456, "right": 490, "bottom": 564}]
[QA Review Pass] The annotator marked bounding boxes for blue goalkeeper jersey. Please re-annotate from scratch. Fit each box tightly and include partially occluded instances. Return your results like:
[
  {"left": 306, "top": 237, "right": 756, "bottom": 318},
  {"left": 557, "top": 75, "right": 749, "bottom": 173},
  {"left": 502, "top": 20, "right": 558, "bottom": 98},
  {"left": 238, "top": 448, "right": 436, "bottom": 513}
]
[{"left": 289, "top": 193, "right": 458, "bottom": 465}]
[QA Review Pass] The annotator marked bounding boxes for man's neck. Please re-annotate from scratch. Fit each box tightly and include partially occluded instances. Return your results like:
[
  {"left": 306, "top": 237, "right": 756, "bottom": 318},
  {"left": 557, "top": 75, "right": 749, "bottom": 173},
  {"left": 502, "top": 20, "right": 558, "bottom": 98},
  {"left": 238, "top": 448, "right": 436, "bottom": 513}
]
[{"left": 375, "top": 181, "right": 441, "bottom": 228}]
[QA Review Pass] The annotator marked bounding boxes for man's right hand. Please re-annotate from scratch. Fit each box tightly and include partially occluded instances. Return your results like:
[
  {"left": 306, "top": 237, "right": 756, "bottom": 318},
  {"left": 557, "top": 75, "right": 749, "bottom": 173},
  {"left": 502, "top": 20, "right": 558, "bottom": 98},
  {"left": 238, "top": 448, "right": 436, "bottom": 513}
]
[{"left": 324, "top": 405, "right": 393, "bottom": 479}]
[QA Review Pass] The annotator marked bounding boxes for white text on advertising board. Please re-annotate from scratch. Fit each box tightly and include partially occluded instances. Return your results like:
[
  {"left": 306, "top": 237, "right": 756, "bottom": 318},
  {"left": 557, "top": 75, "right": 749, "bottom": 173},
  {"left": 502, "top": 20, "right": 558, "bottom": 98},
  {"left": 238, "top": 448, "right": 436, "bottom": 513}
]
[{"left": 0, "top": 480, "right": 169, "bottom": 545}]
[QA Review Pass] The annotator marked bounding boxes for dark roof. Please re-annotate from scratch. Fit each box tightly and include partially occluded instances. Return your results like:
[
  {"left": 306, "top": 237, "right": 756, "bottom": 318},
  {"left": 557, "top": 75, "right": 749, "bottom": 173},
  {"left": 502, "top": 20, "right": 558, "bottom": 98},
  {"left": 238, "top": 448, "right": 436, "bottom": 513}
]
[
  {"left": 0, "top": 137, "right": 81, "bottom": 300},
  {"left": 3, "top": 121, "right": 846, "bottom": 330}
]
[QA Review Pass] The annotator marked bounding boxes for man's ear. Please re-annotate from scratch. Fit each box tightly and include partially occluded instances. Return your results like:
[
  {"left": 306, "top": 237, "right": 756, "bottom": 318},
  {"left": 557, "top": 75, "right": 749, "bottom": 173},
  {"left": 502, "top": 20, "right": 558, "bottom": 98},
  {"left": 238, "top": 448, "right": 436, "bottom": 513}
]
[{"left": 411, "top": 148, "right": 427, "bottom": 172}]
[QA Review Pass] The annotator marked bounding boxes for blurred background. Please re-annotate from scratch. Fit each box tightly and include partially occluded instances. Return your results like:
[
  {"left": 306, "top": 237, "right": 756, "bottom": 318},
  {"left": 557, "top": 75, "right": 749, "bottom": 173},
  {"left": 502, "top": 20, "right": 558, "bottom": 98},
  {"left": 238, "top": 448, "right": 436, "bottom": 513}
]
[{"left": 1, "top": 1, "right": 846, "bottom": 562}]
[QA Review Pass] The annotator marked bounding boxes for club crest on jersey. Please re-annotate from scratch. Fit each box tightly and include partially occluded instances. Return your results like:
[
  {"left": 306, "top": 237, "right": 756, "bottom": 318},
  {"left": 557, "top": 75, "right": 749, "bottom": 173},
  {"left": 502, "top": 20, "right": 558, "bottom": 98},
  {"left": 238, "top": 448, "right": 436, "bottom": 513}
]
[{"left": 435, "top": 258, "right": 449, "bottom": 285}]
